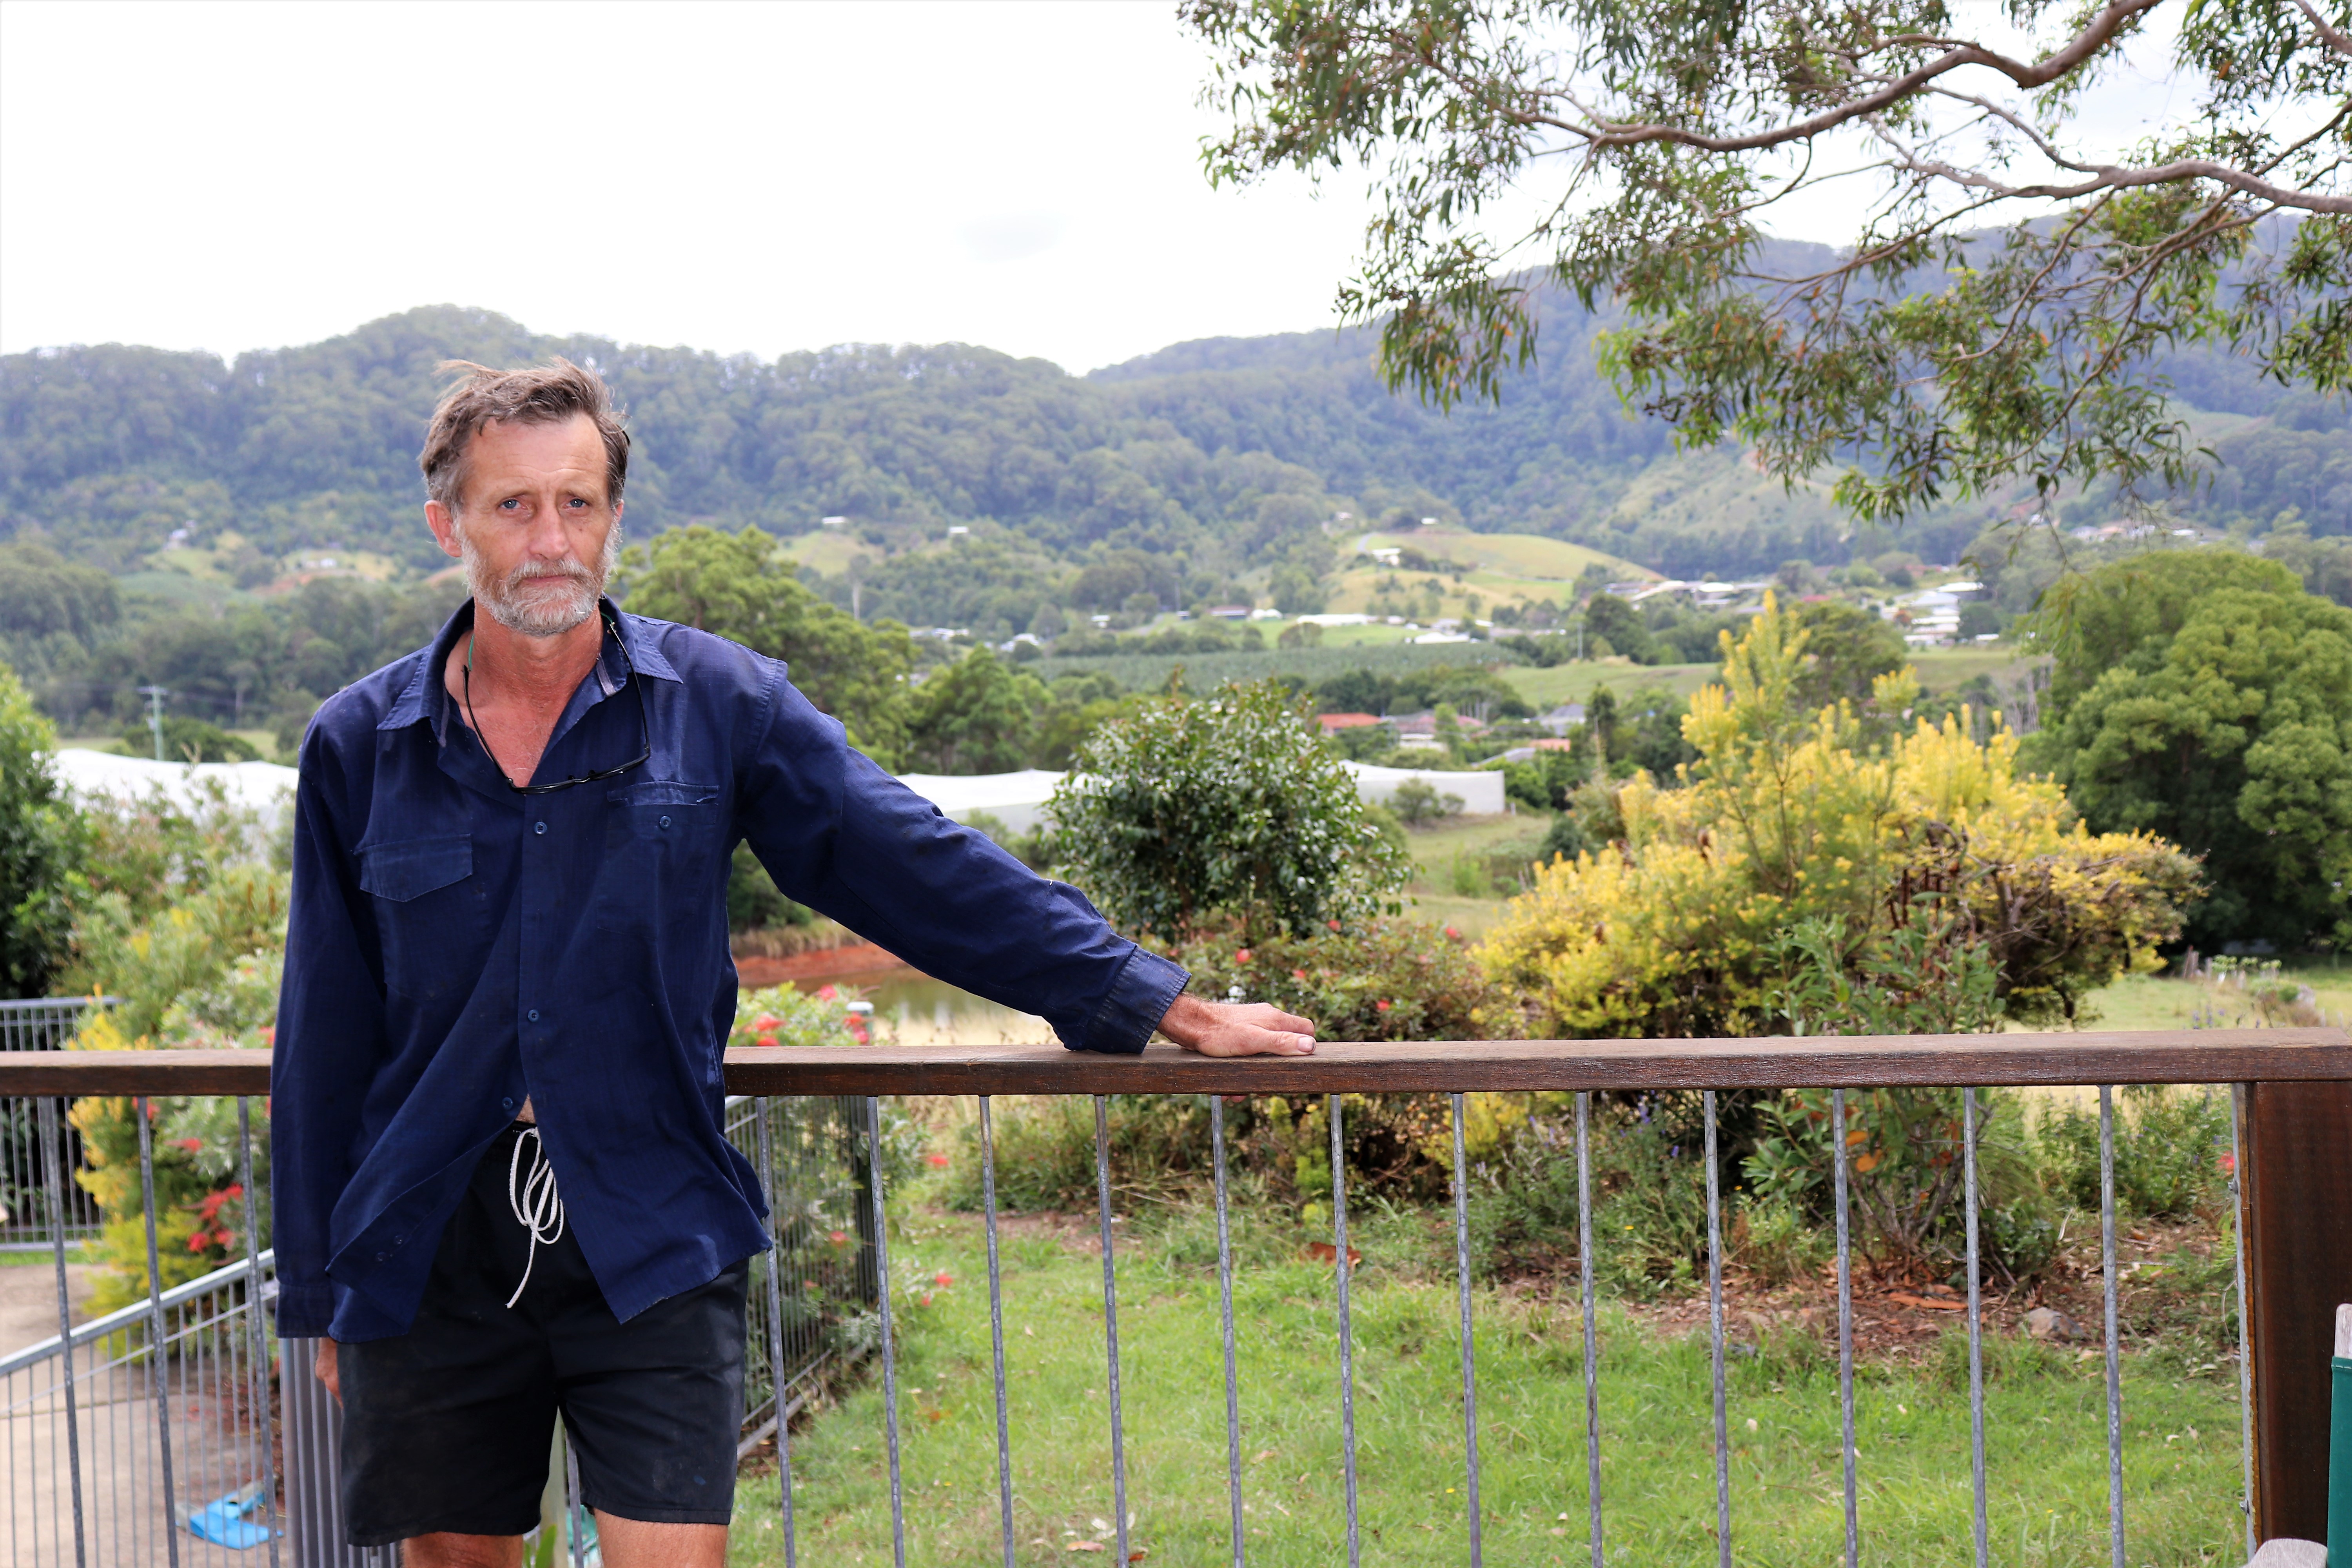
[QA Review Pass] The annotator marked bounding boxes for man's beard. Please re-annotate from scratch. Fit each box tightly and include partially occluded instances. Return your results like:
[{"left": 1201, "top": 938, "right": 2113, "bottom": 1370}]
[{"left": 459, "top": 518, "right": 621, "bottom": 637}]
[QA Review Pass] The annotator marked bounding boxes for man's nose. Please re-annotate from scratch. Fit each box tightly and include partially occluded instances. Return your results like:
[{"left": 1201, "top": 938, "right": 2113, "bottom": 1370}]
[{"left": 522, "top": 500, "right": 578, "bottom": 557}]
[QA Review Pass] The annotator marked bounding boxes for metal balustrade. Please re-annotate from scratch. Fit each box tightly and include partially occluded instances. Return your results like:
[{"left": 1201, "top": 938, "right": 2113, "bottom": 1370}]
[
  {"left": 0, "top": 1025, "right": 2345, "bottom": 1564},
  {"left": 0, "top": 998, "right": 112, "bottom": 1250}
]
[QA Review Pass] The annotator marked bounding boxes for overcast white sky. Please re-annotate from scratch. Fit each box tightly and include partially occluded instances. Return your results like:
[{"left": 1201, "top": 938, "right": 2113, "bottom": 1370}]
[
  {"left": 1, "top": 1, "right": 2199, "bottom": 374},
  {"left": 0, "top": 1, "right": 1389, "bottom": 372}
]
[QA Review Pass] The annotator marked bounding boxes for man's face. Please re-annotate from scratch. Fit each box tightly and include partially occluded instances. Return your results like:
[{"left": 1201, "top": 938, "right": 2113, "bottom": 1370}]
[{"left": 425, "top": 413, "right": 621, "bottom": 639}]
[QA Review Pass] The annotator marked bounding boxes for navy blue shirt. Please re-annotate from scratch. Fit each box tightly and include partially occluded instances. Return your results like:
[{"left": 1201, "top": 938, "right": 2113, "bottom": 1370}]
[{"left": 272, "top": 598, "right": 1189, "bottom": 1341}]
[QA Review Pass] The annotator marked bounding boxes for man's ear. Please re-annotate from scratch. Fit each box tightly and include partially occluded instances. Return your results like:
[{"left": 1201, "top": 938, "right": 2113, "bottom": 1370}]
[{"left": 425, "top": 501, "right": 463, "bottom": 561}]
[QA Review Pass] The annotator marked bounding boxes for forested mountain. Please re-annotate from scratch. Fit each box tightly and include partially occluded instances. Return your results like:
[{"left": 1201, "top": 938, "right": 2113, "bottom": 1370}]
[
  {"left": 2, "top": 283, "right": 2344, "bottom": 741},
  {"left": 9, "top": 271, "right": 2337, "bottom": 595}
]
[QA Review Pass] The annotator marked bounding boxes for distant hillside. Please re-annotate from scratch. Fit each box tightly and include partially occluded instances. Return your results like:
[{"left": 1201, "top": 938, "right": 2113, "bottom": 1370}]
[{"left": 2, "top": 280, "right": 2340, "bottom": 599}]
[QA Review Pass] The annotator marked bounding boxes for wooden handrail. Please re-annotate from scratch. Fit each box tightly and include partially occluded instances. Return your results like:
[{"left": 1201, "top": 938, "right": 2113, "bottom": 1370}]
[{"left": 3, "top": 1027, "right": 2347, "bottom": 1096}]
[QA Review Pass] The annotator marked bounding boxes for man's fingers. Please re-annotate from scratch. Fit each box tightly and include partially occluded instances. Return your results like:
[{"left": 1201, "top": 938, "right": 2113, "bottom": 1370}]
[{"left": 1191, "top": 1026, "right": 1315, "bottom": 1058}]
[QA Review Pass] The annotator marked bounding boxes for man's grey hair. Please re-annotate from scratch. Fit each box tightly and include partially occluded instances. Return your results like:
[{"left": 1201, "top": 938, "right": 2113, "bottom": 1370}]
[{"left": 420, "top": 358, "right": 630, "bottom": 513}]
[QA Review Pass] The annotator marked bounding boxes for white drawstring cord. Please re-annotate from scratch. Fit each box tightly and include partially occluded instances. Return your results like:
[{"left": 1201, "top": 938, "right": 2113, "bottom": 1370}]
[{"left": 504, "top": 1127, "right": 566, "bottom": 1309}]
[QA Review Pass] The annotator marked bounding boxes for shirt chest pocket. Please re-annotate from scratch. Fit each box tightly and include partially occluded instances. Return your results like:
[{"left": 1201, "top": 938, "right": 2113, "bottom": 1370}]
[
  {"left": 358, "top": 834, "right": 486, "bottom": 998},
  {"left": 597, "top": 780, "right": 724, "bottom": 928}
]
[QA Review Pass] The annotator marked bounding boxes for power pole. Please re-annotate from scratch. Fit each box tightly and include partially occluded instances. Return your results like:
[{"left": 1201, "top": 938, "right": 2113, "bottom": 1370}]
[{"left": 137, "top": 686, "right": 169, "bottom": 761}]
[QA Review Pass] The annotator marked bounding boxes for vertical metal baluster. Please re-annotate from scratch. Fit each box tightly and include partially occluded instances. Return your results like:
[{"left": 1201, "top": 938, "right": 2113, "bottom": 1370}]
[
  {"left": 38, "top": 1096, "right": 86, "bottom": 1568},
  {"left": 1832, "top": 1087, "right": 1856, "bottom": 1568},
  {"left": 755, "top": 1098, "right": 799, "bottom": 1568},
  {"left": 1963, "top": 1087, "right": 1987, "bottom": 1568},
  {"left": 1093, "top": 1097, "right": 1132, "bottom": 1567},
  {"left": 135, "top": 1098, "right": 183, "bottom": 1568},
  {"left": 1450, "top": 1093, "right": 1483, "bottom": 1568},
  {"left": 237, "top": 1098, "right": 281, "bottom": 1568},
  {"left": 1211, "top": 1094, "right": 1245, "bottom": 1568},
  {"left": 2230, "top": 1084, "right": 2255, "bottom": 1561},
  {"left": 2099, "top": 1085, "right": 2124, "bottom": 1568},
  {"left": 1329, "top": 1094, "right": 1360, "bottom": 1568},
  {"left": 1576, "top": 1090, "right": 1601, "bottom": 1568},
  {"left": 980, "top": 1098, "right": 1016, "bottom": 1568},
  {"left": 566, "top": 1439, "right": 585, "bottom": 1568},
  {"left": 867, "top": 1096, "right": 908, "bottom": 1568},
  {"left": 1704, "top": 1089, "right": 1729, "bottom": 1568}
]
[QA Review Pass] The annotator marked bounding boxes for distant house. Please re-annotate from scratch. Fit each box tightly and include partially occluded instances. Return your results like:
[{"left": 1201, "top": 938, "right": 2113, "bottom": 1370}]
[
  {"left": 1317, "top": 712, "right": 1381, "bottom": 734},
  {"left": 1538, "top": 703, "right": 1586, "bottom": 735},
  {"left": 1208, "top": 605, "right": 1252, "bottom": 620}
]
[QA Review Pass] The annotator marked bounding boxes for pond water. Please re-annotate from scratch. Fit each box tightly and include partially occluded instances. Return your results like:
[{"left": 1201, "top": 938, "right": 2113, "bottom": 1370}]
[{"left": 808, "top": 963, "right": 1054, "bottom": 1047}]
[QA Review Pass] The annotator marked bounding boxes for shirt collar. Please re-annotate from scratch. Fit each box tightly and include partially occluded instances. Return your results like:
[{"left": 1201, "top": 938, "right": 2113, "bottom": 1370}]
[{"left": 381, "top": 596, "right": 679, "bottom": 743}]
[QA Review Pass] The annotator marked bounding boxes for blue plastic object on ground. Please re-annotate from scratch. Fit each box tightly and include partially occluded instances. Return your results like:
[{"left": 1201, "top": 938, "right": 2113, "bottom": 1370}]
[{"left": 185, "top": 1488, "right": 275, "bottom": 1548}]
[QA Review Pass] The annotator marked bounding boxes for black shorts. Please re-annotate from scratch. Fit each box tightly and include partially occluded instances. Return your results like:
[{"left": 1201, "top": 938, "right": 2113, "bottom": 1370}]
[{"left": 338, "top": 1123, "right": 748, "bottom": 1544}]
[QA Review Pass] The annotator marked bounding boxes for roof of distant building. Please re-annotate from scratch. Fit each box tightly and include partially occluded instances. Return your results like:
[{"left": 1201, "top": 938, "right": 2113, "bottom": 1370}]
[{"left": 1317, "top": 712, "right": 1382, "bottom": 732}]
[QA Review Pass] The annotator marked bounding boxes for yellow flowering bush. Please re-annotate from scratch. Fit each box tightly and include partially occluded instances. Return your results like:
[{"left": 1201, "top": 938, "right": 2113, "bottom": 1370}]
[{"left": 1480, "top": 597, "right": 2201, "bottom": 1037}]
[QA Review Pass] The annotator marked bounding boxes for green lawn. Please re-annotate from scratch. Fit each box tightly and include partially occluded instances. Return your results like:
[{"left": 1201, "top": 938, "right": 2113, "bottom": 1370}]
[{"left": 730, "top": 1208, "right": 2243, "bottom": 1567}]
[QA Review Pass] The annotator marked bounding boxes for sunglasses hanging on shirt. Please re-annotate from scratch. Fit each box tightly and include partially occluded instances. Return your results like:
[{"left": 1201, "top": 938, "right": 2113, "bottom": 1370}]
[{"left": 463, "top": 609, "right": 652, "bottom": 795}]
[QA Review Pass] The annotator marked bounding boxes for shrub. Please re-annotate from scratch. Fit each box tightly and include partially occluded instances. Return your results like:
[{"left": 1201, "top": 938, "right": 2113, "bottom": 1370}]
[
  {"left": 943, "top": 1094, "right": 1214, "bottom": 1213},
  {"left": 729, "top": 983, "right": 881, "bottom": 1049},
  {"left": 1167, "top": 916, "right": 1519, "bottom": 1044},
  {"left": 2038, "top": 1084, "right": 2230, "bottom": 1221},
  {"left": 1390, "top": 778, "right": 1465, "bottom": 826},
  {"left": 1050, "top": 680, "right": 1408, "bottom": 940},
  {"left": 118, "top": 716, "right": 259, "bottom": 764},
  {"left": 1733, "top": 1194, "right": 1829, "bottom": 1285},
  {"left": 1471, "top": 1096, "right": 1712, "bottom": 1296},
  {"left": 0, "top": 662, "right": 83, "bottom": 998},
  {"left": 1480, "top": 597, "right": 2202, "bottom": 1036}
]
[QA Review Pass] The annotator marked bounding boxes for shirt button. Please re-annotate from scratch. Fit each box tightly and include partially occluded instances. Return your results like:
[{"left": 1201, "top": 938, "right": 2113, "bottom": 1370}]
[
  {"left": 659, "top": 815, "right": 671, "bottom": 829},
  {"left": 374, "top": 1251, "right": 387, "bottom": 1262},
  {"left": 502, "top": 1097, "right": 515, "bottom": 1110},
  {"left": 527, "top": 1009, "right": 540, "bottom": 1022},
  {"left": 534, "top": 821, "right": 548, "bottom": 836}
]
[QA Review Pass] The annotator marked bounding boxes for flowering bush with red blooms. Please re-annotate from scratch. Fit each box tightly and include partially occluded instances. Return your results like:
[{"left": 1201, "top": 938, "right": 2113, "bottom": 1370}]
[
  {"left": 1165, "top": 916, "right": 1521, "bottom": 1043},
  {"left": 728, "top": 983, "right": 880, "bottom": 1050}
]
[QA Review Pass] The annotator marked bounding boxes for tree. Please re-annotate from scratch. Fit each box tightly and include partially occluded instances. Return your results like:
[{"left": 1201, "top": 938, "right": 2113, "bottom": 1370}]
[
  {"left": 1480, "top": 601, "right": 2201, "bottom": 1035},
  {"left": 617, "top": 525, "right": 917, "bottom": 767},
  {"left": 1050, "top": 681, "right": 1410, "bottom": 939},
  {"left": 1788, "top": 601, "right": 1908, "bottom": 711},
  {"left": 905, "top": 648, "right": 1048, "bottom": 775},
  {"left": 2024, "top": 552, "right": 2352, "bottom": 949},
  {"left": 1190, "top": 0, "right": 2351, "bottom": 524},
  {"left": 1582, "top": 592, "right": 1654, "bottom": 662},
  {"left": 0, "top": 663, "right": 84, "bottom": 998}
]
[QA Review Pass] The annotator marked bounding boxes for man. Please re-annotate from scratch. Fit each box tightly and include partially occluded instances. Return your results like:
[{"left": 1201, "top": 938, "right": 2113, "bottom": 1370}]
[{"left": 274, "top": 359, "right": 1316, "bottom": 1568}]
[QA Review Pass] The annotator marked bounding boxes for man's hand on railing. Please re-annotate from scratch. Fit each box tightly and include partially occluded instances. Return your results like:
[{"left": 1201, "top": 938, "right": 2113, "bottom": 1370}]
[
  {"left": 1156, "top": 993, "right": 1317, "bottom": 1057},
  {"left": 316, "top": 1339, "right": 340, "bottom": 1403}
]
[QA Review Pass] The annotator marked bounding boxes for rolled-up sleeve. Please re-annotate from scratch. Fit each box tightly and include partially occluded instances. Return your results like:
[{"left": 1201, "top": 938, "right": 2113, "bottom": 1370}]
[{"left": 734, "top": 665, "right": 1189, "bottom": 1053}]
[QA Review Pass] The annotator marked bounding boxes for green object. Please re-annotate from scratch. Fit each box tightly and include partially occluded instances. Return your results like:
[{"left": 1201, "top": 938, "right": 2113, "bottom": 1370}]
[{"left": 2331, "top": 1353, "right": 2349, "bottom": 1568}]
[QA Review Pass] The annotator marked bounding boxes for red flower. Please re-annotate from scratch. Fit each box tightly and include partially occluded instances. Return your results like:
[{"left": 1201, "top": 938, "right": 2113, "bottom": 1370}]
[
  {"left": 1236, "top": 948, "right": 1253, "bottom": 964},
  {"left": 815, "top": 985, "right": 838, "bottom": 1002},
  {"left": 1444, "top": 926, "right": 1461, "bottom": 941},
  {"left": 1292, "top": 969, "right": 1308, "bottom": 982},
  {"left": 188, "top": 1231, "right": 210, "bottom": 1253},
  {"left": 1328, "top": 919, "right": 1342, "bottom": 931},
  {"left": 847, "top": 1019, "right": 870, "bottom": 1044},
  {"left": 934, "top": 1270, "right": 953, "bottom": 1287},
  {"left": 919, "top": 1292, "right": 934, "bottom": 1308},
  {"left": 2219, "top": 1152, "right": 2236, "bottom": 1175},
  {"left": 828, "top": 1230, "right": 848, "bottom": 1244},
  {"left": 176, "top": 1138, "right": 203, "bottom": 1152},
  {"left": 756, "top": 1034, "right": 778, "bottom": 1049},
  {"left": 926, "top": 1153, "right": 950, "bottom": 1167},
  {"left": 258, "top": 1026, "right": 274, "bottom": 1045},
  {"left": 754, "top": 1013, "right": 783, "bottom": 1032},
  {"left": 1375, "top": 999, "right": 1392, "bottom": 1012}
]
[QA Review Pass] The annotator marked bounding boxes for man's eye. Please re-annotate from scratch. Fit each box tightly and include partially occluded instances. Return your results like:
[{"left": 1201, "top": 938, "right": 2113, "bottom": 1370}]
[{"left": 499, "top": 499, "right": 521, "bottom": 510}]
